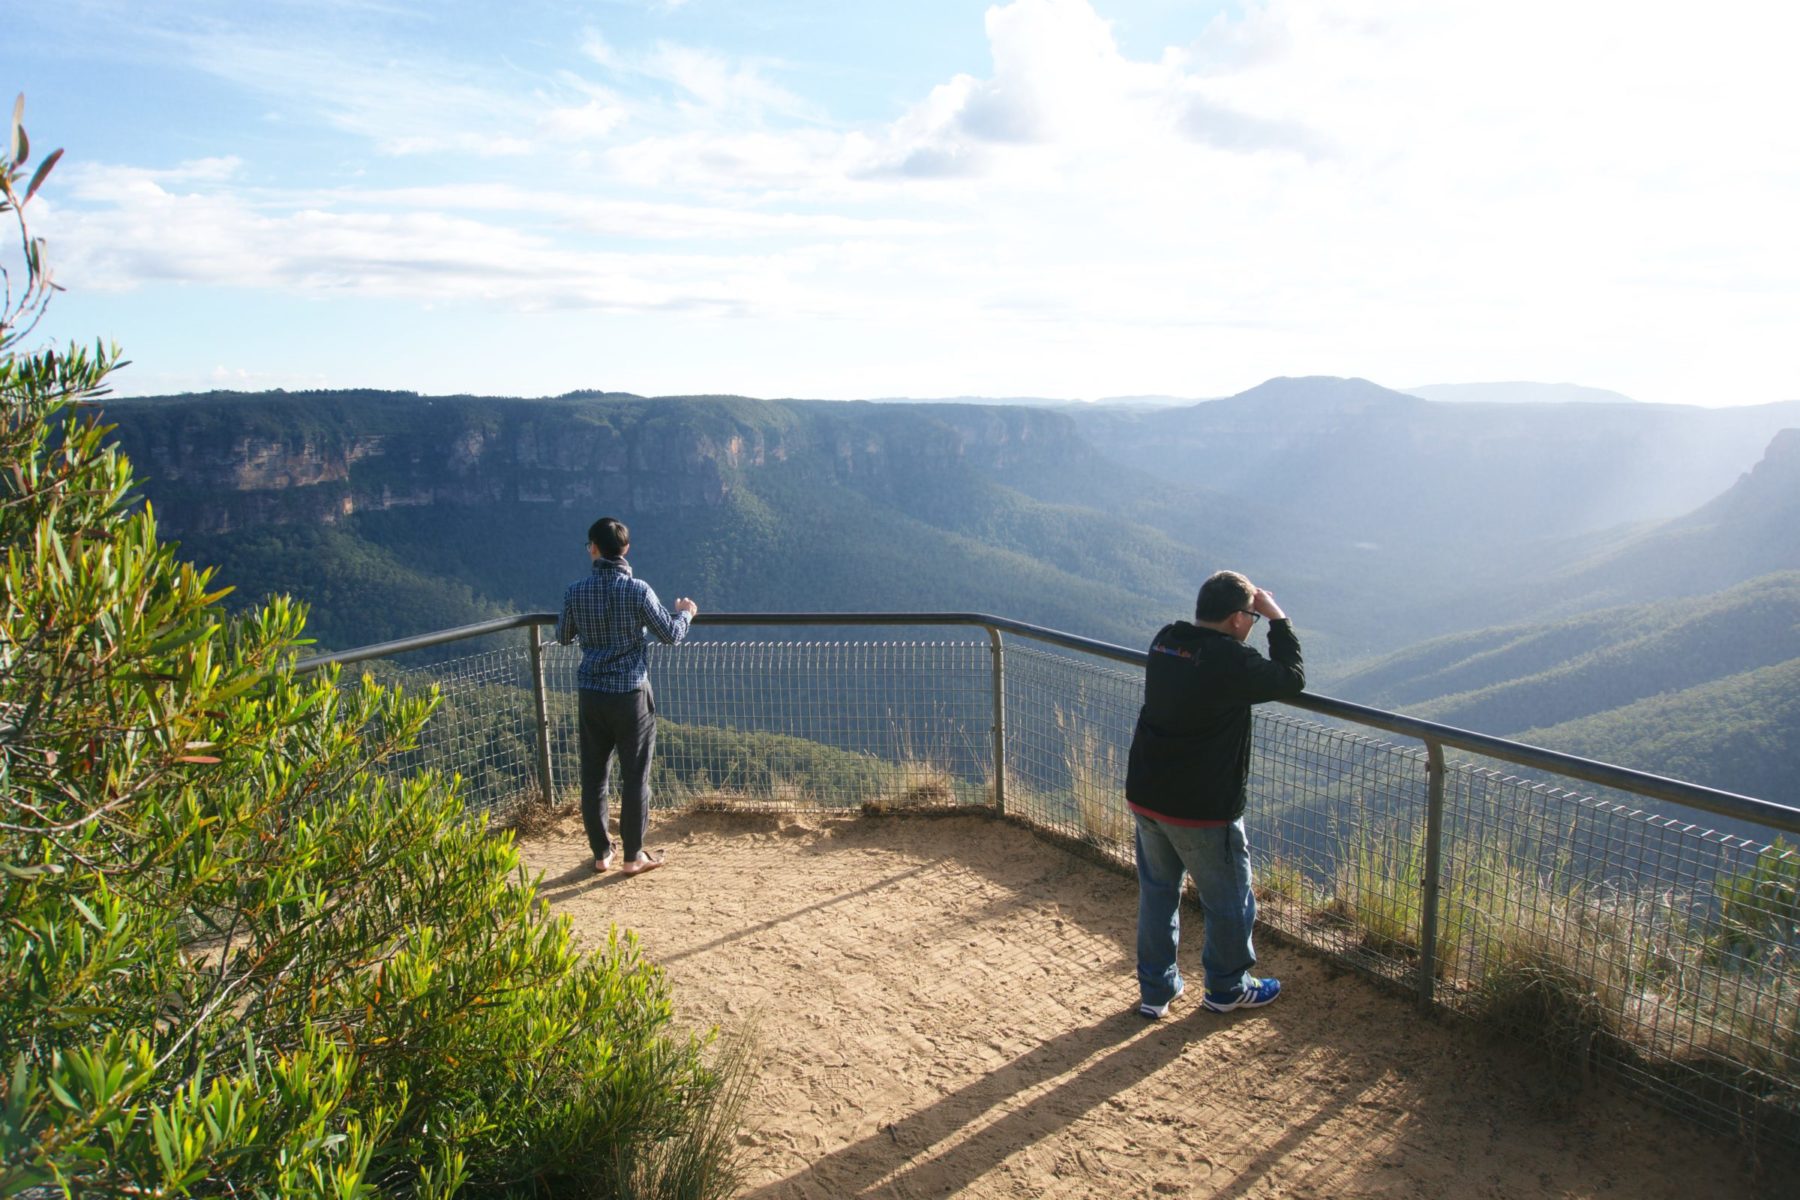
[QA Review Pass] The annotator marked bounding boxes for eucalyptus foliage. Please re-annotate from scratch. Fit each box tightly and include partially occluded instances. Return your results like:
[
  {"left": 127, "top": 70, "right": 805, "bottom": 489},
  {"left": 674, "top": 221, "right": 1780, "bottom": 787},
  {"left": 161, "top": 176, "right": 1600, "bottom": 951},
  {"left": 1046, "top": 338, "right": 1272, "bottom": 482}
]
[{"left": 1, "top": 98, "right": 734, "bottom": 1198}]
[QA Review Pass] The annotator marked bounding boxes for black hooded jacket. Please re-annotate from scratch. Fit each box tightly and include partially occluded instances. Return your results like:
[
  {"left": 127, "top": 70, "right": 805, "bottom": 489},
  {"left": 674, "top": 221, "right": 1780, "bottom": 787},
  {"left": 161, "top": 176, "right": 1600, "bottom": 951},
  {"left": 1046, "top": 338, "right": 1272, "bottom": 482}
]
[{"left": 1125, "top": 618, "right": 1305, "bottom": 824}]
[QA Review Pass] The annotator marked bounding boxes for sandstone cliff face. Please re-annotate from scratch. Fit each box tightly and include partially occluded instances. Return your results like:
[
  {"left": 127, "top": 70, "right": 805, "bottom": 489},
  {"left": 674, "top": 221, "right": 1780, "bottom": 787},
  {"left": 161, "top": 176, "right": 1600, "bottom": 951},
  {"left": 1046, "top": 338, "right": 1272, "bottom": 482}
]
[
  {"left": 1750, "top": 426, "right": 1800, "bottom": 480},
  {"left": 1688, "top": 426, "right": 1800, "bottom": 526},
  {"left": 104, "top": 393, "right": 1086, "bottom": 536}
]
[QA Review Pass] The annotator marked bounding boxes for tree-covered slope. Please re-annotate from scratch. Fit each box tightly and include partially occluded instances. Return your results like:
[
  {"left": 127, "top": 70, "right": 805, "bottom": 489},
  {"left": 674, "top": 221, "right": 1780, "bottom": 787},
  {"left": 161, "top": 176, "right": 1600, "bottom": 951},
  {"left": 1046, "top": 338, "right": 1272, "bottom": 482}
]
[
  {"left": 108, "top": 385, "right": 1792, "bottom": 691},
  {"left": 1515, "top": 657, "right": 1800, "bottom": 806},
  {"left": 174, "top": 523, "right": 513, "bottom": 653},
  {"left": 111, "top": 390, "right": 1303, "bottom": 654},
  {"left": 1330, "top": 572, "right": 1800, "bottom": 736}
]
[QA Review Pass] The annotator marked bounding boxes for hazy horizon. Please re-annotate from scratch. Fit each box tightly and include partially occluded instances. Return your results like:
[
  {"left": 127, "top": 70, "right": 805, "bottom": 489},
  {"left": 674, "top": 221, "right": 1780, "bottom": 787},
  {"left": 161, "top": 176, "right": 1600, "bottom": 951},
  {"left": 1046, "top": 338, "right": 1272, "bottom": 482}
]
[{"left": 107, "top": 374, "right": 1800, "bottom": 412}]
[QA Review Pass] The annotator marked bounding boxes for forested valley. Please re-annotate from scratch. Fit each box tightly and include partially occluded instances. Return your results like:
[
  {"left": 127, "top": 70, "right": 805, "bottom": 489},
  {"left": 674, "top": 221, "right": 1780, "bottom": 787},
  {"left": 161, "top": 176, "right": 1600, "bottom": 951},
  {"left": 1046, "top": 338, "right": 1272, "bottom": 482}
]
[{"left": 102, "top": 378, "right": 1800, "bottom": 805}]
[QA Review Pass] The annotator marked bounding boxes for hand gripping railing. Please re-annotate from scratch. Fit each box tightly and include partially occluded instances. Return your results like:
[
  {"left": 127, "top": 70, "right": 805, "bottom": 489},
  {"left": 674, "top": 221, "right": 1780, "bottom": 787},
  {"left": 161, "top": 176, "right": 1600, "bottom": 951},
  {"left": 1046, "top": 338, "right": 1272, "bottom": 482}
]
[{"left": 296, "top": 609, "right": 1800, "bottom": 1017}]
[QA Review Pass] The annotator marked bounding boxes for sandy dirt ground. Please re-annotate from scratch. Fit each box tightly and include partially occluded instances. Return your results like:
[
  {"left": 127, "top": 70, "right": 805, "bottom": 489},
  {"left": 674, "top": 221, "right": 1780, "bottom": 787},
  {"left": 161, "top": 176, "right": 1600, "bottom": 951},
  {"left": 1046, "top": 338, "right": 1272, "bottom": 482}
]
[{"left": 516, "top": 808, "right": 1774, "bottom": 1199}]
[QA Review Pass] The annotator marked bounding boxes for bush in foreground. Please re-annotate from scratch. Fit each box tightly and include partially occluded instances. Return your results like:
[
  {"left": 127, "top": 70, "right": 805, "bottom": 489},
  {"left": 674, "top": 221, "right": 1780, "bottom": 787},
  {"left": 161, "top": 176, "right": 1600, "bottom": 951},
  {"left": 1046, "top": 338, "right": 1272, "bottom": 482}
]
[{"left": 0, "top": 99, "right": 741, "bottom": 1198}]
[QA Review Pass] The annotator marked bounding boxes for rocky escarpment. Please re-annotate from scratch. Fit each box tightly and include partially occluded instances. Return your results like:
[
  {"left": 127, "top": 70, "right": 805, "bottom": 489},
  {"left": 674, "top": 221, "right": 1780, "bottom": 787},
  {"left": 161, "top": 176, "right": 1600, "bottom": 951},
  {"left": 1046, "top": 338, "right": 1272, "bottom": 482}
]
[
  {"left": 103, "top": 391, "right": 1091, "bottom": 536},
  {"left": 1670, "top": 426, "right": 1800, "bottom": 536}
]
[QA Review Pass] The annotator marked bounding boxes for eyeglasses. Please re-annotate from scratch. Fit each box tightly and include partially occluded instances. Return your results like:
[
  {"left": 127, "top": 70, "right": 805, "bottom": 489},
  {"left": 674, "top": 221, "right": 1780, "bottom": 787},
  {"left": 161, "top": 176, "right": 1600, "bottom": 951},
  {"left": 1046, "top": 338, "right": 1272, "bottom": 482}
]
[{"left": 1239, "top": 610, "right": 1262, "bottom": 624}]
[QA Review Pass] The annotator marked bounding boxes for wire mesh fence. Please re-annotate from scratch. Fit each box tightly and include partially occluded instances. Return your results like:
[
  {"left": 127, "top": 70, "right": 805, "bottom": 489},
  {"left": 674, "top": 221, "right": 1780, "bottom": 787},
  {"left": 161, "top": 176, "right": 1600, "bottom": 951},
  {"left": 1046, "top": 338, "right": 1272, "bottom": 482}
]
[
  {"left": 999, "top": 643, "right": 1141, "bottom": 849},
  {"left": 363, "top": 632, "right": 999, "bottom": 815},
  {"left": 341, "top": 618, "right": 1800, "bottom": 1152},
  {"left": 551, "top": 637, "right": 996, "bottom": 811},
  {"left": 368, "top": 635, "right": 547, "bottom": 813},
  {"left": 1243, "top": 718, "right": 1800, "bottom": 1148},
  {"left": 1425, "top": 756, "right": 1800, "bottom": 1145}
]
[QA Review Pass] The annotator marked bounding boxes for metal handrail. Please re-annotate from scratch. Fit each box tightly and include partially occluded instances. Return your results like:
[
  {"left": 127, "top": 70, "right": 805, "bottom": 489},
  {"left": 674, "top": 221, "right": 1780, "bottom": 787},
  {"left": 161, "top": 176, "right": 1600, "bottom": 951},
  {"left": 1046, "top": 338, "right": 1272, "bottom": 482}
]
[
  {"left": 293, "top": 613, "right": 551, "bottom": 671},
  {"left": 293, "top": 609, "right": 1800, "bottom": 838}
]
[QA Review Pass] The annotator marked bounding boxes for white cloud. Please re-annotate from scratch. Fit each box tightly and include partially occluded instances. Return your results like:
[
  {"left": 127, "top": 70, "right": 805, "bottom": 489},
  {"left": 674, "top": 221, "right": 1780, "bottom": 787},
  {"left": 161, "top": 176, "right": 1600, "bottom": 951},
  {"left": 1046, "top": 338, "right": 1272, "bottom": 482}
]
[
  {"left": 540, "top": 100, "right": 630, "bottom": 142},
  {"left": 39, "top": 167, "right": 880, "bottom": 322},
  {"left": 172, "top": 33, "right": 533, "bottom": 157},
  {"left": 580, "top": 31, "right": 815, "bottom": 126},
  {"left": 649, "top": 43, "right": 809, "bottom": 118},
  {"left": 622, "top": 0, "right": 1325, "bottom": 189},
  {"left": 33, "top": 0, "right": 1800, "bottom": 403},
  {"left": 61, "top": 158, "right": 246, "bottom": 194}
]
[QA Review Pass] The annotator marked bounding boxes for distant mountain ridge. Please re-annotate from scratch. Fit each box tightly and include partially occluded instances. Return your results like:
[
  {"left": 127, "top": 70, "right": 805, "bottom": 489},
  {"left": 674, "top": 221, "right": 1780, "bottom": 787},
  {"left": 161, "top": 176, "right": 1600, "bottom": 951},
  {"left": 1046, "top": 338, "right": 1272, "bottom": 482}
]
[
  {"left": 97, "top": 379, "right": 1800, "bottom": 805},
  {"left": 103, "top": 390, "right": 1267, "bottom": 654},
  {"left": 109, "top": 390, "right": 1098, "bottom": 533},
  {"left": 106, "top": 380, "right": 1800, "bottom": 659},
  {"left": 1403, "top": 382, "right": 1639, "bottom": 405},
  {"left": 1069, "top": 376, "right": 1800, "bottom": 552},
  {"left": 853, "top": 378, "right": 1648, "bottom": 409}
]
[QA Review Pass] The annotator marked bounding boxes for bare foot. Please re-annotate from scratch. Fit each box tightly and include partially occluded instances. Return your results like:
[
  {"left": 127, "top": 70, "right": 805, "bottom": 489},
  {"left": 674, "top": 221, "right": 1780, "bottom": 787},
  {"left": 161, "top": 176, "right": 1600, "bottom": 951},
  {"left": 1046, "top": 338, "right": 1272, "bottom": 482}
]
[{"left": 620, "top": 850, "right": 664, "bottom": 876}]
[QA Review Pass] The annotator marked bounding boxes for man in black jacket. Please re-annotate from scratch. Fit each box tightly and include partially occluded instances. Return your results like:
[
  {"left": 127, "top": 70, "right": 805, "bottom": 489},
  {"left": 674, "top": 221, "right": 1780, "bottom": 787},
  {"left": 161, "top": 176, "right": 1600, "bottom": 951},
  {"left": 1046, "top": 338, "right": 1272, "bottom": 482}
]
[{"left": 1125, "top": 570, "right": 1304, "bottom": 1018}]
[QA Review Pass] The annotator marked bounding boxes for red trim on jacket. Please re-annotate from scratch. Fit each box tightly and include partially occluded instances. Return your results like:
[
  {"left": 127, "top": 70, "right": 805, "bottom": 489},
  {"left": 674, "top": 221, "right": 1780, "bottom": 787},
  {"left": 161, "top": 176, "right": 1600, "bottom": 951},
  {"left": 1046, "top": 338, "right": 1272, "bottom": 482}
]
[{"left": 1129, "top": 802, "right": 1229, "bottom": 828}]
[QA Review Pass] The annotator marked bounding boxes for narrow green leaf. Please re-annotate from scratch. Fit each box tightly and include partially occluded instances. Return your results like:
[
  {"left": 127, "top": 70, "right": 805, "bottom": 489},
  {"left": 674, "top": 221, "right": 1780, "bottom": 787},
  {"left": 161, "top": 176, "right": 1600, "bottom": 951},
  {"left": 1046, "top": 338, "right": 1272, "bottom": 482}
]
[
  {"left": 24, "top": 147, "right": 61, "bottom": 204},
  {"left": 69, "top": 895, "right": 104, "bottom": 931},
  {"left": 44, "top": 1074, "right": 78, "bottom": 1111},
  {"left": 0, "top": 861, "right": 65, "bottom": 880}
]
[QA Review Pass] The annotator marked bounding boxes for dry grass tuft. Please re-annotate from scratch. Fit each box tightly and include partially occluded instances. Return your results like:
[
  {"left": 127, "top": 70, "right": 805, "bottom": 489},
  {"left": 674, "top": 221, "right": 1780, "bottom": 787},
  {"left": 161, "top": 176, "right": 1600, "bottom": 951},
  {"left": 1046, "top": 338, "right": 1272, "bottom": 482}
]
[
  {"left": 863, "top": 767, "right": 963, "bottom": 814},
  {"left": 1058, "top": 707, "right": 1127, "bottom": 847},
  {"left": 1472, "top": 944, "right": 1619, "bottom": 1092},
  {"left": 489, "top": 796, "right": 573, "bottom": 838}
]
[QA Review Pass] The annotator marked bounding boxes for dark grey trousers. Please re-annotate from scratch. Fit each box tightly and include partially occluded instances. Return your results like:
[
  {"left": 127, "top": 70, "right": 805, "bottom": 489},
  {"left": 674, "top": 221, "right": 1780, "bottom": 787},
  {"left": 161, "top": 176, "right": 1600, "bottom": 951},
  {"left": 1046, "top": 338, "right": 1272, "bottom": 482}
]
[{"left": 577, "top": 683, "right": 656, "bottom": 862}]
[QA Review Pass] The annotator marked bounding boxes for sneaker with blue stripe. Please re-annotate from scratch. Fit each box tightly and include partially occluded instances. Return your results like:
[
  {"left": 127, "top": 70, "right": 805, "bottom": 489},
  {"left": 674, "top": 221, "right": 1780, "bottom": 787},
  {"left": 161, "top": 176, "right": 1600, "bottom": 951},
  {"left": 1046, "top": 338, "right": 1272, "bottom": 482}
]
[{"left": 1201, "top": 976, "right": 1281, "bottom": 1013}]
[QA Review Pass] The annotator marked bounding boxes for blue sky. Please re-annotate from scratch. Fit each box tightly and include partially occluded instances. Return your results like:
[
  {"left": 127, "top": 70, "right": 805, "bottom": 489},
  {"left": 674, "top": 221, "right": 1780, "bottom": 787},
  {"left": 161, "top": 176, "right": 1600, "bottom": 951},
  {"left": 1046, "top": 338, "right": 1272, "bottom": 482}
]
[{"left": 6, "top": 0, "right": 1797, "bottom": 405}]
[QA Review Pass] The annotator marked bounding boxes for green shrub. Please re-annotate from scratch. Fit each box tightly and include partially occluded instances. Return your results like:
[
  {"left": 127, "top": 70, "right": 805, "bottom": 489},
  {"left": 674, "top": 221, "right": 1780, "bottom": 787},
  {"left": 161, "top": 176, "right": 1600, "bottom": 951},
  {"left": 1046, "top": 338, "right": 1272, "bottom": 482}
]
[
  {"left": 1714, "top": 838, "right": 1800, "bottom": 965},
  {"left": 0, "top": 99, "right": 740, "bottom": 1198}
]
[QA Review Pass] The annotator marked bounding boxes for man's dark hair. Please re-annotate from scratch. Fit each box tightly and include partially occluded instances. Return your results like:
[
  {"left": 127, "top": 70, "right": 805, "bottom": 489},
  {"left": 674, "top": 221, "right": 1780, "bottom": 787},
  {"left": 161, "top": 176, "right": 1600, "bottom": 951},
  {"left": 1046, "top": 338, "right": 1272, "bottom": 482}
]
[
  {"left": 588, "top": 517, "right": 630, "bottom": 557},
  {"left": 1195, "top": 570, "right": 1255, "bottom": 622}
]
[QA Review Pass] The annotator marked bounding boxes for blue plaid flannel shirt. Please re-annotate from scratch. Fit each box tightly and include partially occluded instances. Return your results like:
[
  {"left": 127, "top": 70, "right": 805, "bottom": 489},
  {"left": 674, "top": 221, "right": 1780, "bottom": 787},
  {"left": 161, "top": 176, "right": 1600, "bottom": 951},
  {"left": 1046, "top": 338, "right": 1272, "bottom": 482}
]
[{"left": 556, "top": 556, "right": 691, "bottom": 692}]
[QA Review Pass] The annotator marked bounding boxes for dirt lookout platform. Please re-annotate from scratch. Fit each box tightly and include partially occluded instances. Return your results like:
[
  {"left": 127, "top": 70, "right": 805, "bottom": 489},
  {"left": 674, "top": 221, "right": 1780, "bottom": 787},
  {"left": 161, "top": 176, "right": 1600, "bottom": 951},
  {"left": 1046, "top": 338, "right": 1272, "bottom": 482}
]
[{"left": 517, "top": 809, "right": 1768, "bottom": 1199}]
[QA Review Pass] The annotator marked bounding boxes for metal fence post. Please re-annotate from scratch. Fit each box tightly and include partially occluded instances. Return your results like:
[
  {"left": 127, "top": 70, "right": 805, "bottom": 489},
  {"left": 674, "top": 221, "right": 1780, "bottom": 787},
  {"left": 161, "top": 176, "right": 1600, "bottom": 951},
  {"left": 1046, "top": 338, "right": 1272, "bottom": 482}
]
[
  {"left": 987, "top": 626, "right": 1007, "bottom": 817},
  {"left": 1416, "top": 739, "right": 1447, "bottom": 1012},
  {"left": 527, "top": 624, "right": 555, "bottom": 807}
]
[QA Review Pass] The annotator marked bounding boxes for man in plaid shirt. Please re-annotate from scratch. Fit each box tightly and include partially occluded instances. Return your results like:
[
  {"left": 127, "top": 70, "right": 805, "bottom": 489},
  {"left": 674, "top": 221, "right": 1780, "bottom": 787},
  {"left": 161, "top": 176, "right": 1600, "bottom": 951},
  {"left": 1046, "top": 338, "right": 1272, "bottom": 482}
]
[{"left": 556, "top": 517, "right": 698, "bottom": 875}]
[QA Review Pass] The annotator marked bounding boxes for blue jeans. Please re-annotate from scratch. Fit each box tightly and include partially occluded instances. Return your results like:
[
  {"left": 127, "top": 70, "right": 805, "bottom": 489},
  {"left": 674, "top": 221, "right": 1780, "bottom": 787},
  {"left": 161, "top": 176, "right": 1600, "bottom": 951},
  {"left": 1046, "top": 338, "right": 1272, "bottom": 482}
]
[{"left": 1135, "top": 812, "right": 1257, "bottom": 1004}]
